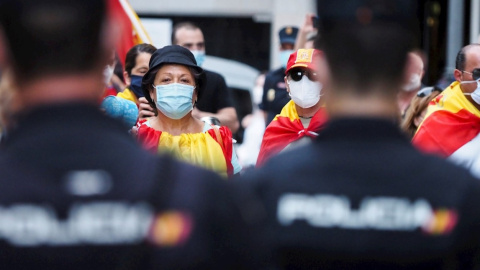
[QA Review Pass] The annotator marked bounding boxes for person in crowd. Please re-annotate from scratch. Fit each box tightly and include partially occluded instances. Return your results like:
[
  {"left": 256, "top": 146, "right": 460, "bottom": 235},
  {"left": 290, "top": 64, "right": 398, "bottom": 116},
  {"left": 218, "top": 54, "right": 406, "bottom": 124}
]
[
  {"left": 137, "top": 45, "right": 241, "bottom": 178},
  {"left": 111, "top": 52, "right": 126, "bottom": 92},
  {"left": 117, "top": 43, "right": 156, "bottom": 104},
  {"left": 235, "top": 0, "right": 480, "bottom": 268},
  {"left": 173, "top": 22, "right": 239, "bottom": 133},
  {"left": 401, "top": 86, "right": 441, "bottom": 138},
  {"left": 139, "top": 22, "right": 239, "bottom": 133},
  {"left": 413, "top": 44, "right": 480, "bottom": 178},
  {"left": 260, "top": 26, "right": 299, "bottom": 125},
  {"left": 0, "top": 0, "right": 250, "bottom": 268},
  {"left": 256, "top": 48, "right": 327, "bottom": 166},
  {"left": 236, "top": 73, "right": 266, "bottom": 168},
  {"left": 398, "top": 51, "right": 425, "bottom": 116},
  {"left": 101, "top": 49, "right": 119, "bottom": 99}
]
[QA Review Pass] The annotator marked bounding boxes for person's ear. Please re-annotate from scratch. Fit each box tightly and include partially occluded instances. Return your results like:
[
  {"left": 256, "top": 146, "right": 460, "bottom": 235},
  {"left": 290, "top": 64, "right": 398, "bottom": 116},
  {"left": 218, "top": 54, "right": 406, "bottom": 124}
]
[
  {"left": 124, "top": 71, "right": 131, "bottom": 85},
  {"left": 192, "top": 87, "right": 198, "bottom": 104},
  {"left": 149, "top": 85, "right": 156, "bottom": 100},
  {"left": 454, "top": 69, "right": 463, "bottom": 82},
  {"left": 284, "top": 76, "right": 290, "bottom": 93}
]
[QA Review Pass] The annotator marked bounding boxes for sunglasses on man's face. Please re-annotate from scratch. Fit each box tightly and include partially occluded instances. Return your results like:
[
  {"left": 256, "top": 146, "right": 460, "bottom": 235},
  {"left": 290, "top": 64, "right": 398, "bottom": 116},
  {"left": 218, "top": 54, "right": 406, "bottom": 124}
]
[
  {"left": 462, "top": 68, "right": 480, "bottom": 81},
  {"left": 289, "top": 68, "right": 318, "bottom": 82}
]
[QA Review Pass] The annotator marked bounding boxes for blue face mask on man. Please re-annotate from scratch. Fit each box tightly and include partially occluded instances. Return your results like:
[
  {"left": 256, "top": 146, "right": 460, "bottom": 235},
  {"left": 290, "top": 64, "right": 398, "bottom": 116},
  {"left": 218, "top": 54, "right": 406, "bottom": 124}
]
[
  {"left": 191, "top": 50, "right": 205, "bottom": 67},
  {"left": 154, "top": 83, "right": 195, "bottom": 119},
  {"left": 280, "top": 50, "right": 294, "bottom": 69},
  {"left": 129, "top": 75, "right": 144, "bottom": 98}
]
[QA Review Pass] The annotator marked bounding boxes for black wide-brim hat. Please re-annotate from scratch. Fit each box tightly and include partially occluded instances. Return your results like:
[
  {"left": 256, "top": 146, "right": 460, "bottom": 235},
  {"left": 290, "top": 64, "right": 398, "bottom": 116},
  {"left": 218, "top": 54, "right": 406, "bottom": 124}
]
[{"left": 142, "top": 45, "right": 205, "bottom": 99}]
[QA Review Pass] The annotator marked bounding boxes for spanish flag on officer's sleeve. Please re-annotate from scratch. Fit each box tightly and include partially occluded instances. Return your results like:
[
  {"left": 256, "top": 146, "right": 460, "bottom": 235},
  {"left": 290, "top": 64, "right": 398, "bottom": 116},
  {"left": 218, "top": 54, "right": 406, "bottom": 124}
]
[{"left": 412, "top": 81, "right": 480, "bottom": 157}]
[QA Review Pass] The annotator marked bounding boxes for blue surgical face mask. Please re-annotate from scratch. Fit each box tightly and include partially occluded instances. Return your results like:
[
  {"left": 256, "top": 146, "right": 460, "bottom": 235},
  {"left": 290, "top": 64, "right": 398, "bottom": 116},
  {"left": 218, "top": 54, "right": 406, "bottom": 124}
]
[
  {"left": 154, "top": 83, "right": 195, "bottom": 119},
  {"left": 129, "top": 75, "right": 144, "bottom": 98},
  {"left": 191, "top": 50, "right": 205, "bottom": 67},
  {"left": 280, "top": 50, "right": 294, "bottom": 69}
]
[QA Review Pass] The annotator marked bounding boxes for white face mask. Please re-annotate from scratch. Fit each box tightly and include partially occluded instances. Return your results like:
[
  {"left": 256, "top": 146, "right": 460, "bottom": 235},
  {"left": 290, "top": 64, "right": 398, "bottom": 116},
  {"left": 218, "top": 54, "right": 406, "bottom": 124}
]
[
  {"left": 287, "top": 76, "right": 322, "bottom": 108},
  {"left": 461, "top": 79, "right": 480, "bottom": 105},
  {"left": 103, "top": 65, "right": 115, "bottom": 86},
  {"left": 402, "top": 73, "right": 422, "bottom": 92}
]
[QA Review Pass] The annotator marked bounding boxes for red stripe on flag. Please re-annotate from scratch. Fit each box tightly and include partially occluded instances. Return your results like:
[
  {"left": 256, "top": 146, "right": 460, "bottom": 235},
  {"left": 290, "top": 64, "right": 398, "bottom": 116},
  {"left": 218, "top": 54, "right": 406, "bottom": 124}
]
[
  {"left": 413, "top": 108, "right": 480, "bottom": 157},
  {"left": 107, "top": 0, "right": 136, "bottom": 66},
  {"left": 257, "top": 108, "right": 327, "bottom": 166}
]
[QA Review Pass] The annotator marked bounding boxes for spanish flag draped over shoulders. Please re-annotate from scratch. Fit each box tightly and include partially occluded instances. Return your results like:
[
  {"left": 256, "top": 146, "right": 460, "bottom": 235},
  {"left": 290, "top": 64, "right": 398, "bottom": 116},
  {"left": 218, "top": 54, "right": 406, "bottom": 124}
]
[
  {"left": 412, "top": 81, "right": 480, "bottom": 157},
  {"left": 256, "top": 100, "right": 327, "bottom": 166},
  {"left": 137, "top": 121, "right": 234, "bottom": 178}
]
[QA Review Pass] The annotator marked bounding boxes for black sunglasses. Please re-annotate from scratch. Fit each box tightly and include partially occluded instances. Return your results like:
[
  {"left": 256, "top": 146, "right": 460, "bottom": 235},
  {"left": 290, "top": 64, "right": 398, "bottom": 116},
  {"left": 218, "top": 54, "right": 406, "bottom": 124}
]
[
  {"left": 288, "top": 68, "right": 318, "bottom": 82},
  {"left": 462, "top": 68, "right": 480, "bottom": 81},
  {"left": 417, "top": 86, "right": 442, "bottom": 98}
]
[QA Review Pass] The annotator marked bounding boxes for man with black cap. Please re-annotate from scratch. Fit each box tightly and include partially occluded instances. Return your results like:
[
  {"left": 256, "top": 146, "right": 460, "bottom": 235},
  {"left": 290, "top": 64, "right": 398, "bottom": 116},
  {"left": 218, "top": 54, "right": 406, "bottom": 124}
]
[
  {"left": 0, "top": 0, "right": 248, "bottom": 268},
  {"left": 236, "top": 0, "right": 480, "bottom": 268},
  {"left": 260, "top": 26, "right": 299, "bottom": 125}
]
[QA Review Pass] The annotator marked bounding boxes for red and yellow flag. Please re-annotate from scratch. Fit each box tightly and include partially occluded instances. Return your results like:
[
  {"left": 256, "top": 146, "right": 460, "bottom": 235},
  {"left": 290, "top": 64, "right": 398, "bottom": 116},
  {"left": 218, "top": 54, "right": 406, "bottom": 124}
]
[
  {"left": 107, "top": 0, "right": 152, "bottom": 66},
  {"left": 137, "top": 122, "right": 233, "bottom": 177},
  {"left": 256, "top": 100, "right": 327, "bottom": 166},
  {"left": 412, "top": 81, "right": 480, "bottom": 157}
]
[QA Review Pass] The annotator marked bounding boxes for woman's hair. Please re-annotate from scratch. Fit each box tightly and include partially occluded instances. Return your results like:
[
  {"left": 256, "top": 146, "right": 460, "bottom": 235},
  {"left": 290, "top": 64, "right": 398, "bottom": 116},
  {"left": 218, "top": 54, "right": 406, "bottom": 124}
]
[
  {"left": 142, "top": 64, "right": 204, "bottom": 115},
  {"left": 401, "top": 88, "right": 441, "bottom": 138},
  {"left": 124, "top": 43, "right": 157, "bottom": 76}
]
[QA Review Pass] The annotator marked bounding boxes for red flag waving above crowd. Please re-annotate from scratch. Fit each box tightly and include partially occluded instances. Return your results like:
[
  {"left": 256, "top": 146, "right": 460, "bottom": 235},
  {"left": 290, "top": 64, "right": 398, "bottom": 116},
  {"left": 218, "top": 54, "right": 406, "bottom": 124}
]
[{"left": 107, "top": 0, "right": 152, "bottom": 66}]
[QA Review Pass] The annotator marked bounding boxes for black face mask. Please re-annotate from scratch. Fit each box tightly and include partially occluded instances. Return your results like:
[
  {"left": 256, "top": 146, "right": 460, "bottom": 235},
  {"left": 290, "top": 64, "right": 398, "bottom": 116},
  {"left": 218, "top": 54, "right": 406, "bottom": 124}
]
[{"left": 129, "top": 75, "right": 144, "bottom": 98}]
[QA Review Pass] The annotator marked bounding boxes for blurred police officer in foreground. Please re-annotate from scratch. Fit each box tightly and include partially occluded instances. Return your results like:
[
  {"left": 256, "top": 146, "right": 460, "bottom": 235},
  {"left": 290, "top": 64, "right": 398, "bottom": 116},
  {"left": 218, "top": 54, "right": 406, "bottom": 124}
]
[
  {"left": 237, "top": 0, "right": 480, "bottom": 269},
  {"left": 0, "top": 0, "right": 248, "bottom": 269}
]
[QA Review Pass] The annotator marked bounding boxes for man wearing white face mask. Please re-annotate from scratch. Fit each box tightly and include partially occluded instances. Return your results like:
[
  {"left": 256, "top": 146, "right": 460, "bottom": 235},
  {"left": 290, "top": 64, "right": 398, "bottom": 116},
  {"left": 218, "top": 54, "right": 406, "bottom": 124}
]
[
  {"left": 260, "top": 26, "right": 299, "bottom": 125},
  {"left": 398, "top": 52, "right": 424, "bottom": 116},
  {"left": 257, "top": 48, "right": 327, "bottom": 166},
  {"left": 413, "top": 44, "right": 480, "bottom": 178}
]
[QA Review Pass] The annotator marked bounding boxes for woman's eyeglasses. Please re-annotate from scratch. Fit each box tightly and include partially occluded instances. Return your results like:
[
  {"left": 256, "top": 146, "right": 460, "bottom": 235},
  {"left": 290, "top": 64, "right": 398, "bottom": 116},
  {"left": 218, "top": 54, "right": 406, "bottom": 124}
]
[
  {"left": 288, "top": 69, "right": 318, "bottom": 82},
  {"left": 462, "top": 68, "right": 480, "bottom": 81}
]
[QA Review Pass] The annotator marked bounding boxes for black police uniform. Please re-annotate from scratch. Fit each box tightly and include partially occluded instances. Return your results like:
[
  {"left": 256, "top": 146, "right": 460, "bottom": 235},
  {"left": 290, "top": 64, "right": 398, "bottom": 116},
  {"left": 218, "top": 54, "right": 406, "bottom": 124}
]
[
  {"left": 237, "top": 118, "right": 480, "bottom": 269},
  {"left": 0, "top": 103, "right": 247, "bottom": 269},
  {"left": 196, "top": 69, "right": 234, "bottom": 114},
  {"left": 259, "top": 67, "right": 290, "bottom": 125}
]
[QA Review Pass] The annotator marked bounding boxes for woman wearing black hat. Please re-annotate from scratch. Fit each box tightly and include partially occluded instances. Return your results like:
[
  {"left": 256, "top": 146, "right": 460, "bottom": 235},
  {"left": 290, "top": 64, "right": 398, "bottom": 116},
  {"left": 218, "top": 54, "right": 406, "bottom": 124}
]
[{"left": 136, "top": 45, "right": 241, "bottom": 177}]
